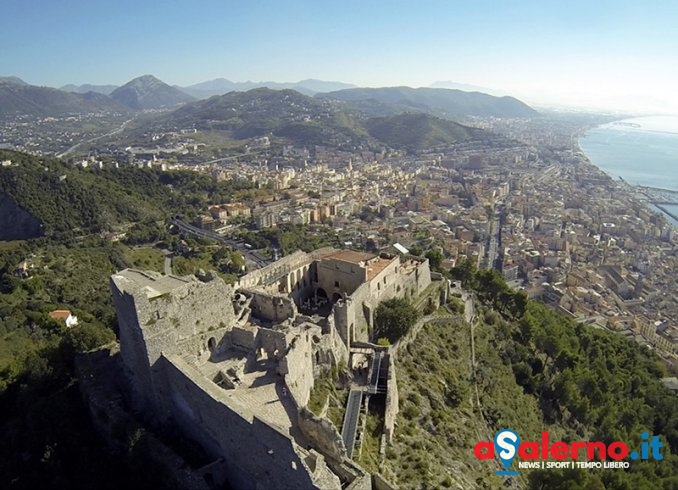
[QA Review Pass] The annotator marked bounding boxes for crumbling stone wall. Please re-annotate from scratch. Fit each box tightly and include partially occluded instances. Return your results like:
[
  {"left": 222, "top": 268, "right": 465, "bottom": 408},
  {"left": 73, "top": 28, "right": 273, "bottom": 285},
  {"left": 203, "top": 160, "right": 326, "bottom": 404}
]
[
  {"left": 160, "top": 354, "right": 341, "bottom": 490},
  {"left": 383, "top": 353, "right": 399, "bottom": 444},
  {"left": 244, "top": 289, "right": 298, "bottom": 324},
  {"left": 278, "top": 329, "right": 315, "bottom": 407},
  {"left": 297, "top": 407, "right": 347, "bottom": 462}
]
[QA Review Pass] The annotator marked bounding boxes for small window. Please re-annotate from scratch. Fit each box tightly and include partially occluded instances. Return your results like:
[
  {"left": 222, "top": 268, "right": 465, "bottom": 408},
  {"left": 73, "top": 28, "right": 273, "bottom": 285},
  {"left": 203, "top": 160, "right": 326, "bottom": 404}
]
[{"left": 334, "top": 280, "right": 339, "bottom": 287}]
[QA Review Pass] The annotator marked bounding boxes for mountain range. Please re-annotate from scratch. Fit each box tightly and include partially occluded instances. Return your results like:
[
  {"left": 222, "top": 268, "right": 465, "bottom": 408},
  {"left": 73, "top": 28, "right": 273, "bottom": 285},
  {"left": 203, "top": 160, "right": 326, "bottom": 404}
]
[
  {"left": 179, "top": 78, "right": 357, "bottom": 98},
  {"left": 0, "top": 74, "right": 537, "bottom": 131},
  {"left": 109, "top": 75, "right": 195, "bottom": 110},
  {"left": 318, "top": 86, "right": 537, "bottom": 118},
  {"left": 0, "top": 77, "right": 129, "bottom": 117}
]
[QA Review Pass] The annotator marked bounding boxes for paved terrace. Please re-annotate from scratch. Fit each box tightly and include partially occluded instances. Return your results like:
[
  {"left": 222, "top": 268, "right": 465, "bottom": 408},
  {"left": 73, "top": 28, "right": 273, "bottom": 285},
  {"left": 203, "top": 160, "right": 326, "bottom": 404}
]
[{"left": 190, "top": 349, "right": 307, "bottom": 445}]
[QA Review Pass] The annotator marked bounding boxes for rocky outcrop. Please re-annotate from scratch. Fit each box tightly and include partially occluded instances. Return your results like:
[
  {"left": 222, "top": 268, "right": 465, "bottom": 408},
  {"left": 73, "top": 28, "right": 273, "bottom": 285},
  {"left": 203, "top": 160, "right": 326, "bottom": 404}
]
[{"left": 0, "top": 192, "right": 42, "bottom": 240}]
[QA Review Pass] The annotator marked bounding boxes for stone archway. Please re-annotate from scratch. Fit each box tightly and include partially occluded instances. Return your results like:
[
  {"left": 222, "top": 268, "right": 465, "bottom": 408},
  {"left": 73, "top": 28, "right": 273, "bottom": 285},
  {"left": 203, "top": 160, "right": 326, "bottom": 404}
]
[{"left": 316, "top": 287, "right": 328, "bottom": 300}]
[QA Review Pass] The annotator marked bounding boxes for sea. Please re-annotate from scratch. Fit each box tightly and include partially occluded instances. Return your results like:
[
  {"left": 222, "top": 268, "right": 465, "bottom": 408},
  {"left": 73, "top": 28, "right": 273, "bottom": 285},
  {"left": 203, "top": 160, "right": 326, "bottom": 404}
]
[{"left": 578, "top": 115, "right": 678, "bottom": 226}]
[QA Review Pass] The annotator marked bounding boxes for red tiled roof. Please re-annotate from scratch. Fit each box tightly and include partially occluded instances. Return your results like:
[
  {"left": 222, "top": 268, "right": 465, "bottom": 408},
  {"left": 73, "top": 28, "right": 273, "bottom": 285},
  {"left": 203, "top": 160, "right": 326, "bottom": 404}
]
[{"left": 49, "top": 310, "right": 71, "bottom": 320}]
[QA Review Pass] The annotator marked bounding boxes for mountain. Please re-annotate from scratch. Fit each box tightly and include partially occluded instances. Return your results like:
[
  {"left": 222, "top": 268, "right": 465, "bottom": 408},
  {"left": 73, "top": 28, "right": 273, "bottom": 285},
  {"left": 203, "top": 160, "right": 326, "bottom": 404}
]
[
  {"left": 179, "top": 78, "right": 356, "bottom": 99},
  {"left": 364, "top": 113, "right": 484, "bottom": 151},
  {"left": 111, "top": 75, "right": 195, "bottom": 111},
  {"left": 158, "top": 87, "right": 369, "bottom": 147},
  {"left": 318, "top": 86, "right": 538, "bottom": 119},
  {"left": 429, "top": 80, "right": 505, "bottom": 96},
  {"left": 0, "top": 76, "right": 28, "bottom": 86},
  {"left": 147, "top": 88, "right": 497, "bottom": 152},
  {"left": 0, "top": 78, "right": 130, "bottom": 117},
  {"left": 61, "top": 83, "right": 119, "bottom": 95}
]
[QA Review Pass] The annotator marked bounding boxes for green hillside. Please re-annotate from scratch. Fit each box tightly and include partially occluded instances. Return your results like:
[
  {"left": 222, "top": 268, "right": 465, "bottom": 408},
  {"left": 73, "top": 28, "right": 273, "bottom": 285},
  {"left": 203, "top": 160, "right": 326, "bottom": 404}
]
[
  {"left": 156, "top": 87, "right": 371, "bottom": 148},
  {"left": 371, "top": 265, "right": 678, "bottom": 488},
  {"left": 364, "top": 113, "right": 483, "bottom": 151},
  {"left": 0, "top": 150, "right": 259, "bottom": 240}
]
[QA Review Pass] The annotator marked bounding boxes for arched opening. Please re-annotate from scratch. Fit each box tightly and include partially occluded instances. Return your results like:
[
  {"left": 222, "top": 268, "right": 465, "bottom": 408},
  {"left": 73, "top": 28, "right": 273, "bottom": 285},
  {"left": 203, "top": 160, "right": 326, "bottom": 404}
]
[
  {"left": 316, "top": 287, "right": 328, "bottom": 300},
  {"left": 332, "top": 292, "right": 342, "bottom": 303},
  {"left": 207, "top": 337, "right": 217, "bottom": 352}
]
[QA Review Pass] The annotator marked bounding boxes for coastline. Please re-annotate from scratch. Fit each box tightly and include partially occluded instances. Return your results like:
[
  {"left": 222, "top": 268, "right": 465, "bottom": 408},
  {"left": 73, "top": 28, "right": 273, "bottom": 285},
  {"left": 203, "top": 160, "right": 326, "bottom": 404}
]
[
  {"left": 575, "top": 136, "right": 678, "bottom": 229},
  {"left": 577, "top": 116, "right": 678, "bottom": 227}
]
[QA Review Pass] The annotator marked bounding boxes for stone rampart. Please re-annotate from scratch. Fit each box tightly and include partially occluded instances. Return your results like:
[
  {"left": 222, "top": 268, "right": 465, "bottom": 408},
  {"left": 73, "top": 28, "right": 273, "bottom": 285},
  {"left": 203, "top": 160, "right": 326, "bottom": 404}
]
[{"left": 160, "top": 354, "right": 341, "bottom": 490}]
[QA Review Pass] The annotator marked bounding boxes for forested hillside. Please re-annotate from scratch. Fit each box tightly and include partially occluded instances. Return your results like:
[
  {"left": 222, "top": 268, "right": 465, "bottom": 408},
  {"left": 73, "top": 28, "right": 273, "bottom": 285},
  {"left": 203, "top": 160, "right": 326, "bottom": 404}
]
[{"left": 377, "top": 263, "right": 678, "bottom": 488}]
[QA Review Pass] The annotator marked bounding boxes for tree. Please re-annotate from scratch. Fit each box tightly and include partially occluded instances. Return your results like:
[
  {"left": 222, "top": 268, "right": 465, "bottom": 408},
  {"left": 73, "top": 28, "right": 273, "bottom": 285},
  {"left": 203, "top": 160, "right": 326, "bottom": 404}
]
[
  {"left": 374, "top": 297, "right": 420, "bottom": 343},
  {"left": 450, "top": 257, "right": 477, "bottom": 288},
  {"left": 425, "top": 248, "right": 444, "bottom": 272}
]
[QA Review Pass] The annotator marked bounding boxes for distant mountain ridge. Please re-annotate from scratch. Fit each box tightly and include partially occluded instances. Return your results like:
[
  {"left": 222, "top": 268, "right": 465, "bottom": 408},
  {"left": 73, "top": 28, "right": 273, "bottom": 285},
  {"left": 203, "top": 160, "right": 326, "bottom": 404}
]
[
  {"left": 61, "top": 83, "right": 119, "bottom": 95},
  {"left": 0, "top": 77, "right": 130, "bottom": 117},
  {"left": 318, "top": 86, "right": 537, "bottom": 119},
  {"left": 111, "top": 75, "right": 195, "bottom": 110},
  {"left": 179, "top": 78, "right": 356, "bottom": 99}
]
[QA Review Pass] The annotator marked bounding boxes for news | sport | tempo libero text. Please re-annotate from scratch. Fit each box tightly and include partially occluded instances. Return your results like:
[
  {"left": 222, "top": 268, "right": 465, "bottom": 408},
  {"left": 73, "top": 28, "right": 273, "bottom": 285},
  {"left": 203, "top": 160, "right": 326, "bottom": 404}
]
[{"left": 473, "top": 429, "right": 664, "bottom": 473}]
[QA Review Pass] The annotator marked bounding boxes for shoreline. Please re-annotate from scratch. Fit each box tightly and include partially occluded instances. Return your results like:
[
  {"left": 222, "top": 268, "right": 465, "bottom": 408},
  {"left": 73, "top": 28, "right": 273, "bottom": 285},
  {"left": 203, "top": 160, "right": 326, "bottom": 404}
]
[{"left": 574, "top": 133, "right": 678, "bottom": 229}]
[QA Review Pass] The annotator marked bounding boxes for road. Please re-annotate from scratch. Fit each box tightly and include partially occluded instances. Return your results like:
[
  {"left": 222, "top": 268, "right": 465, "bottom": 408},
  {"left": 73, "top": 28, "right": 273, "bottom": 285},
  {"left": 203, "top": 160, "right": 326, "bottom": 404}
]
[
  {"left": 170, "top": 216, "right": 270, "bottom": 268},
  {"left": 161, "top": 249, "right": 173, "bottom": 275},
  {"left": 56, "top": 118, "right": 134, "bottom": 158}
]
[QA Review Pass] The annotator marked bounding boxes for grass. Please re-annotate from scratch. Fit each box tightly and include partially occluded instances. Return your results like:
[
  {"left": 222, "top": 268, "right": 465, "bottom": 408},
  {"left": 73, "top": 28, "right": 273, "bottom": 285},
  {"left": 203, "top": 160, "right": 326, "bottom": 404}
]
[
  {"left": 121, "top": 245, "right": 164, "bottom": 272},
  {"left": 358, "top": 408, "right": 384, "bottom": 473},
  {"left": 307, "top": 369, "right": 347, "bottom": 429},
  {"left": 380, "top": 317, "right": 549, "bottom": 489},
  {"left": 0, "top": 240, "right": 25, "bottom": 252}
]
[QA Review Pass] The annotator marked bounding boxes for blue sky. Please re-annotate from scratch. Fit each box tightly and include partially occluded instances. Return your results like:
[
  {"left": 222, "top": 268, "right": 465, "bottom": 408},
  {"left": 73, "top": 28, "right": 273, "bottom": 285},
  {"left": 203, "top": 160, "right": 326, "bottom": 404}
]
[{"left": 3, "top": 0, "right": 678, "bottom": 112}]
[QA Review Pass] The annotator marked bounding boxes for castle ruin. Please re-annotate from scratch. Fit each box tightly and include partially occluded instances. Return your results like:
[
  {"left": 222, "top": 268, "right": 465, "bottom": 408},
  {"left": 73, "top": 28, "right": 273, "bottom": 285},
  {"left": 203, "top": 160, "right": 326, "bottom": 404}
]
[{"left": 106, "top": 249, "right": 431, "bottom": 489}]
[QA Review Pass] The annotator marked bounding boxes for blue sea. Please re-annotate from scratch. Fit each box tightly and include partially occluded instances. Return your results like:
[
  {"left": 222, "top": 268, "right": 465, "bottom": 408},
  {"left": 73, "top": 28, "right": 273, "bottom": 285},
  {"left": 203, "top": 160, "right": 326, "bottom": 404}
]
[{"left": 578, "top": 115, "right": 678, "bottom": 225}]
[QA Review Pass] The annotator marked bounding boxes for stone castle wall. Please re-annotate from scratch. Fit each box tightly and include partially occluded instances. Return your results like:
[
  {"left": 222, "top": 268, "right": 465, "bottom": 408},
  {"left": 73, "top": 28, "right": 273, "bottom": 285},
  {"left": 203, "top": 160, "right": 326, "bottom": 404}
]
[
  {"left": 383, "top": 353, "right": 399, "bottom": 444},
  {"left": 278, "top": 327, "right": 316, "bottom": 408},
  {"left": 111, "top": 272, "right": 238, "bottom": 417},
  {"left": 160, "top": 354, "right": 341, "bottom": 490}
]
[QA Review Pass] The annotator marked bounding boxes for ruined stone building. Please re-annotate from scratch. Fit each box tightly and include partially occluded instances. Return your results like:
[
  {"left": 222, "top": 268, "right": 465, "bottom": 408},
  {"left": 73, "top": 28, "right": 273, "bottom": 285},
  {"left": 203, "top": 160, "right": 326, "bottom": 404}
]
[{"left": 106, "top": 249, "right": 431, "bottom": 489}]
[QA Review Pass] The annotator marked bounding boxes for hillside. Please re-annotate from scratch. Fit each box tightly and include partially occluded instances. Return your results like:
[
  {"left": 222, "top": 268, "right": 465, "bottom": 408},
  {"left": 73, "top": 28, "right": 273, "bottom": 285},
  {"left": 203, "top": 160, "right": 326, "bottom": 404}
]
[
  {"left": 0, "top": 78, "right": 129, "bottom": 117},
  {"left": 344, "top": 265, "right": 678, "bottom": 488},
  {"left": 0, "top": 151, "right": 164, "bottom": 239},
  {"left": 0, "top": 150, "right": 266, "bottom": 239},
  {"left": 318, "top": 86, "right": 538, "bottom": 119},
  {"left": 364, "top": 113, "right": 484, "bottom": 151},
  {"left": 159, "top": 87, "right": 371, "bottom": 148},
  {"left": 111, "top": 75, "right": 195, "bottom": 110}
]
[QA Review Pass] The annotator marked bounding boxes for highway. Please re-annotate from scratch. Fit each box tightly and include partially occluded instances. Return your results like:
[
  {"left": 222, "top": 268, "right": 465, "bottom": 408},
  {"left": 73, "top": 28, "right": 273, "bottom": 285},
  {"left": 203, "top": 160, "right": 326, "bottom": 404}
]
[{"left": 170, "top": 216, "right": 270, "bottom": 268}]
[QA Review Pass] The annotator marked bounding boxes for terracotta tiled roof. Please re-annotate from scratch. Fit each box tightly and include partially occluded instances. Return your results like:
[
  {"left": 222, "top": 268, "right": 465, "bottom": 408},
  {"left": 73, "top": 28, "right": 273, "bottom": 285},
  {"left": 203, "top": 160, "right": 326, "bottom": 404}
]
[{"left": 49, "top": 309, "right": 71, "bottom": 320}]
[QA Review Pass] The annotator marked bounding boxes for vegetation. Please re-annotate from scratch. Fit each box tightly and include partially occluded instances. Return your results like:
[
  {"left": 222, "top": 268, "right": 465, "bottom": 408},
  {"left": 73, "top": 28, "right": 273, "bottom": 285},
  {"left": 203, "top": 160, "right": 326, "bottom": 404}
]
[
  {"left": 0, "top": 149, "right": 260, "bottom": 240},
  {"left": 380, "top": 264, "right": 678, "bottom": 488},
  {"left": 307, "top": 368, "right": 347, "bottom": 429},
  {"left": 0, "top": 150, "right": 264, "bottom": 488},
  {"left": 374, "top": 297, "right": 421, "bottom": 343},
  {"left": 365, "top": 113, "right": 480, "bottom": 152}
]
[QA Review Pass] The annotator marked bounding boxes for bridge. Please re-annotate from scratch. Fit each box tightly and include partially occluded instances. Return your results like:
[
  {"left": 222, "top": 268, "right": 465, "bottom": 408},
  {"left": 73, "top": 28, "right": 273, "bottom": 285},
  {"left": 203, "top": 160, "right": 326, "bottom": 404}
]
[
  {"left": 367, "top": 351, "right": 387, "bottom": 395},
  {"left": 341, "top": 389, "right": 363, "bottom": 458}
]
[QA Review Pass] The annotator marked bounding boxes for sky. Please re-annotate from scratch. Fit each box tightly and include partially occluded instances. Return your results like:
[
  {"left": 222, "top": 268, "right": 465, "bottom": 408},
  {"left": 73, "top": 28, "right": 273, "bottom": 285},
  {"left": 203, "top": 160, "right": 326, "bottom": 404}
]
[{"left": 2, "top": 0, "right": 678, "bottom": 113}]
